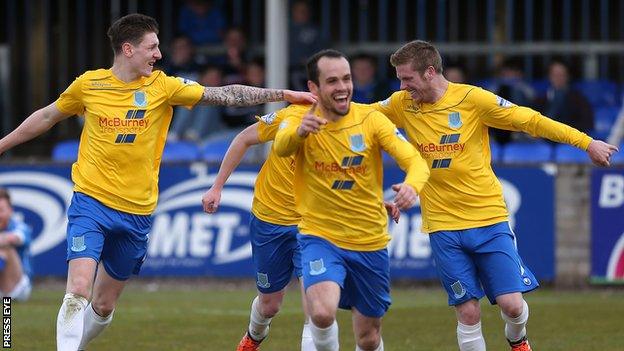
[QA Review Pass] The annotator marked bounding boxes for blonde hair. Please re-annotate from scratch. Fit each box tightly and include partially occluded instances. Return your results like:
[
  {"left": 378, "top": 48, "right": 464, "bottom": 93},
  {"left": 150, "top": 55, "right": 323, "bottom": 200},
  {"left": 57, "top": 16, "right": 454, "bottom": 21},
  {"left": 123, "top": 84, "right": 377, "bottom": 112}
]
[{"left": 390, "top": 40, "right": 443, "bottom": 74}]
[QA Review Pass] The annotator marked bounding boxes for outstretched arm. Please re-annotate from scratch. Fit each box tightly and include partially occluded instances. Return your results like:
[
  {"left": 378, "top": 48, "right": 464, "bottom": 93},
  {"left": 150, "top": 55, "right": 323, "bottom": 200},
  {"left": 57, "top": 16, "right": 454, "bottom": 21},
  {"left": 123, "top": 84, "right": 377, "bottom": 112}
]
[
  {"left": 202, "top": 123, "right": 262, "bottom": 213},
  {"left": 198, "top": 85, "right": 316, "bottom": 107},
  {"left": 0, "top": 102, "right": 71, "bottom": 155}
]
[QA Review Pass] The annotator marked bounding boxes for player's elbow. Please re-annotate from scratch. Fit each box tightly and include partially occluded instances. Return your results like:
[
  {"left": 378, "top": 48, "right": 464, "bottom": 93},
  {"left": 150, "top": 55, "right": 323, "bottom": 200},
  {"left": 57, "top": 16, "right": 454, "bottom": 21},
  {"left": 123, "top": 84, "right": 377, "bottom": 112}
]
[{"left": 39, "top": 103, "right": 68, "bottom": 126}]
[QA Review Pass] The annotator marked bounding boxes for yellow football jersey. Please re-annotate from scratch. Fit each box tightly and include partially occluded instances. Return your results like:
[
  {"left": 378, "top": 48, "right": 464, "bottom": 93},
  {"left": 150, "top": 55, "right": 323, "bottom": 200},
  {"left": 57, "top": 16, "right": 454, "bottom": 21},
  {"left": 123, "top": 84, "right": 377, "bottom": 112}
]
[
  {"left": 274, "top": 103, "right": 429, "bottom": 251},
  {"left": 374, "top": 82, "right": 593, "bottom": 233},
  {"left": 56, "top": 69, "right": 204, "bottom": 214},
  {"left": 252, "top": 105, "right": 309, "bottom": 225}
]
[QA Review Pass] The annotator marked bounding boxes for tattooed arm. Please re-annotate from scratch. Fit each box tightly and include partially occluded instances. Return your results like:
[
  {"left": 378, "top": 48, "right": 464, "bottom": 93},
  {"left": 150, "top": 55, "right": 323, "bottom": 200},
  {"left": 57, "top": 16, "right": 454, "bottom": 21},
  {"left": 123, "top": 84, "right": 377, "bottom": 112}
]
[{"left": 198, "top": 85, "right": 316, "bottom": 106}]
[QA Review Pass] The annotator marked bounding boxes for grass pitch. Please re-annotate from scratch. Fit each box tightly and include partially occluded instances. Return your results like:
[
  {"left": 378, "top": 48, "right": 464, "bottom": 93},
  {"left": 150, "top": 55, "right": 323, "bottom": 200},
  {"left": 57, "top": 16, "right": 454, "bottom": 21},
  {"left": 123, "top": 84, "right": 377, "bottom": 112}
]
[{"left": 13, "top": 281, "right": 624, "bottom": 350}]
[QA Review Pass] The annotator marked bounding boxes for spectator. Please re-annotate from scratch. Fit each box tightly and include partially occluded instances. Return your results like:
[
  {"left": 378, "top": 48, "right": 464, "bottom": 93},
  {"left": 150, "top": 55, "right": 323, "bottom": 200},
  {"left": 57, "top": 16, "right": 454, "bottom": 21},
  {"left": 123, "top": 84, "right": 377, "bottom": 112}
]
[
  {"left": 489, "top": 58, "right": 536, "bottom": 144},
  {"left": 351, "top": 53, "right": 391, "bottom": 104},
  {"left": 444, "top": 61, "right": 467, "bottom": 83},
  {"left": 0, "top": 188, "right": 32, "bottom": 302},
  {"left": 169, "top": 65, "right": 226, "bottom": 142},
  {"left": 159, "top": 35, "right": 202, "bottom": 81},
  {"left": 177, "top": 0, "right": 227, "bottom": 45},
  {"left": 208, "top": 26, "right": 249, "bottom": 84},
  {"left": 219, "top": 58, "right": 266, "bottom": 133},
  {"left": 491, "top": 58, "right": 535, "bottom": 106},
  {"left": 534, "top": 60, "right": 594, "bottom": 134},
  {"left": 289, "top": 0, "right": 326, "bottom": 90}
]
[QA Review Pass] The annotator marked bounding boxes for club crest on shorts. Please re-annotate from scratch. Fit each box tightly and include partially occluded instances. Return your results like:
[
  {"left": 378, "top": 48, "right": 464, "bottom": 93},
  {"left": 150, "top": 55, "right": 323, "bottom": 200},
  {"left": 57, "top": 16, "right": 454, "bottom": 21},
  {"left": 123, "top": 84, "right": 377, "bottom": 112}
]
[
  {"left": 71, "top": 236, "right": 86, "bottom": 252},
  {"left": 134, "top": 91, "right": 147, "bottom": 108},
  {"left": 451, "top": 280, "right": 466, "bottom": 299},
  {"left": 448, "top": 112, "right": 462, "bottom": 129},
  {"left": 309, "top": 259, "right": 327, "bottom": 276},
  {"left": 256, "top": 272, "right": 271, "bottom": 289},
  {"left": 350, "top": 134, "right": 366, "bottom": 152}
]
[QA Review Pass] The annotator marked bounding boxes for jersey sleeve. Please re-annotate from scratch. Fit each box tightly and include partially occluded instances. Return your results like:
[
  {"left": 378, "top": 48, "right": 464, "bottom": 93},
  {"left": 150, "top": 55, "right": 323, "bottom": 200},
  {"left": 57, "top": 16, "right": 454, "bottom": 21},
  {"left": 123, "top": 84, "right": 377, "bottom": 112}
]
[
  {"left": 256, "top": 111, "right": 280, "bottom": 142},
  {"left": 371, "top": 91, "right": 406, "bottom": 128},
  {"left": 372, "top": 112, "right": 430, "bottom": 193},
  {"left": 274, "top": 114, "right": 305, "bottom": 157},
  {"left": 55, "top": 76, "right": 85, "bottom": 116},
  {"left": 474, "top": 88, "right": 593, "bottom": 150},
  {"left": 256, "top": 104, "right": 308, "bottom": 142},
  {"left": 164, "top": 75, "right": 205, "bottom": 108}
]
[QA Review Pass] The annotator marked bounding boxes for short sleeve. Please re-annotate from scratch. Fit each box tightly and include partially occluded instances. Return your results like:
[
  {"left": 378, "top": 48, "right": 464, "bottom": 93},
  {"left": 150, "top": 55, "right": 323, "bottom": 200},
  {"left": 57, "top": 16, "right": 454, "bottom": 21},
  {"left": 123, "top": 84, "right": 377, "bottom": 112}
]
[
  {"left": 372, "top": 91, "right": 406, "bottom": 128},
  {"left": 164, "top": 75, "right": 205, "bottom": 108},
  {"left": 56, "top": 76, "right": 85, "bottom": 116},
  {"left": 256, "top": 111, "right": 282, "bottom": 142},
  {"left": 257, "top": 104, "right": 310, "bottom": 142}
]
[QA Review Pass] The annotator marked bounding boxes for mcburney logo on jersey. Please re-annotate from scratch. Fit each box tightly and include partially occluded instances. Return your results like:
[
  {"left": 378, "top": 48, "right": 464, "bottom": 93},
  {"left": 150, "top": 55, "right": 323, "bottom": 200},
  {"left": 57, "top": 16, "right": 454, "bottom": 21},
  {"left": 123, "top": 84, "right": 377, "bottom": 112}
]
[
  {"left": 98, "top": 109, "right": 150, "bottom": 143},
  {"left": 417, "top": 133, "right": 465, "bottom": 169},
  {"left": 314, "top": 157, "right": 367, "bottom": 178}
]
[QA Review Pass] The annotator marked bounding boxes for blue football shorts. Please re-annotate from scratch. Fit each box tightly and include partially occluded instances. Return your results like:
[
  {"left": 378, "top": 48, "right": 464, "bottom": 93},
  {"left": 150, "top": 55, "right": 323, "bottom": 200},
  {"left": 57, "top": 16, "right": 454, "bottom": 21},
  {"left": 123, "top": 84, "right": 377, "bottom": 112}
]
[
  {"left": 429, "top": 221, "right": 539, "bottom": 306},
  {"left": 66, "top": 192, "right": 152, "bottom": 281},
  {"left": 299, "top": 234, "right": 391, "bottom": 318},
  {"left": 249, "top": 214, "right": 302, "bottom": 293}
]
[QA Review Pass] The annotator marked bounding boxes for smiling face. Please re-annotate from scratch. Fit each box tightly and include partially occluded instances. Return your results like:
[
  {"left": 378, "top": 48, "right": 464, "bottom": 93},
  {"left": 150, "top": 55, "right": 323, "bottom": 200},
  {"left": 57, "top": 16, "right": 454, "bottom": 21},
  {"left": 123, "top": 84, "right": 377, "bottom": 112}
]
[
  {"left": 126, "top": 32, "right": 162, "bottom": 78},
  {"left": 395, "top": 63, "right": 433, "bottom": 104},
  {"left": 308, "top": 56, "right": 353, "bottom": 118}
]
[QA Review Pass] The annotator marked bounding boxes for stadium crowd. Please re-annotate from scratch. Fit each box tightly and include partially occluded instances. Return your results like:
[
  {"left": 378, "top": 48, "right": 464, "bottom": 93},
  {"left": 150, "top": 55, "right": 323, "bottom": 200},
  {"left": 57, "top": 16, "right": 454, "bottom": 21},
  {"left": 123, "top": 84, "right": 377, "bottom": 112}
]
[{"left": 49, "top": 0, "right": 623, "bottom": 165}]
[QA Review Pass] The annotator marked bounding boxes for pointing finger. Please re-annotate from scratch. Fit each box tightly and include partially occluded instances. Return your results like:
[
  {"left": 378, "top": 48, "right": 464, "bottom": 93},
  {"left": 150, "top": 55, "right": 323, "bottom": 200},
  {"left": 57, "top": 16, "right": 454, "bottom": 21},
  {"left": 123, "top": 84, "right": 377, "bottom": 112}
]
[{"left": 307, "top": 102, "right": 318, "bottom": 115}]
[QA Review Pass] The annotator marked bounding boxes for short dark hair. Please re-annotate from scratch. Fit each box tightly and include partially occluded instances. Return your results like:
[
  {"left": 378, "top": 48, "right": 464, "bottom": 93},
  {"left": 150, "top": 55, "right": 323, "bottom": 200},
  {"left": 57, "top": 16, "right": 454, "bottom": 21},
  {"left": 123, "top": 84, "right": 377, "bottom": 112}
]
[
  {"left": 107, "top": 14, "right": 159, "bottom": 54},
  {"left": 0, "top": 188, "right": 11, "bottom": 206},
  {"left": 306, "top": 49, "right": 348, "bottom": 85},
  {"left": 390, "top": 40, "right": 443, "bottom": 74}
]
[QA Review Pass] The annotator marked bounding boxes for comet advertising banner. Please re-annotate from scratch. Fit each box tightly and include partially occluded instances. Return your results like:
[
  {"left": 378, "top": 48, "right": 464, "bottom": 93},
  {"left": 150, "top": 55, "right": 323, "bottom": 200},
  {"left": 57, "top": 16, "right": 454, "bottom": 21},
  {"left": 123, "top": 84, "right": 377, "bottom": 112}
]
[{"left": 0, "top": 163, "right": 554, "bottom": 280}]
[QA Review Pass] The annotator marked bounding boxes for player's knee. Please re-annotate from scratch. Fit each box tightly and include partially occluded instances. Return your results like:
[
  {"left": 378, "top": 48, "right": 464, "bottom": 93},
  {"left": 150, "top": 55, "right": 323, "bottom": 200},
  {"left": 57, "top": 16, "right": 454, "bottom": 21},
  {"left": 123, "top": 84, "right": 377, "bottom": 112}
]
[
  {"left": 259, "top": 300, "right": 281, "bottom": 318},
  {"left": 456, "top": 301, "right": 481, "bottom": 325},
  {"left": 355, "top": 329, "right": 381, "bottom": 351},
  {"left": 500, "top": 299, "right": 525, "bottom": 318},
  {"left": 258, "top": 292, "right": 284, "bottom": 318},
  {"left": 310, "top": 310, "right": 335, "bottom": 329},
  {"left": 91, "top": 298, "right": 116, "bottom": 317}
]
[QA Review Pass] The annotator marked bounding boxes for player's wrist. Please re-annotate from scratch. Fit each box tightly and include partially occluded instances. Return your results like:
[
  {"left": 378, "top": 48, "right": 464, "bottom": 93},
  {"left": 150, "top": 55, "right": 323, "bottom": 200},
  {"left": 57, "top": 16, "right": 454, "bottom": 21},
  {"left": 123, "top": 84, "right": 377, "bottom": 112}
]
[{"left": 210, "top": 183, "right": 224, "bottom": 191}]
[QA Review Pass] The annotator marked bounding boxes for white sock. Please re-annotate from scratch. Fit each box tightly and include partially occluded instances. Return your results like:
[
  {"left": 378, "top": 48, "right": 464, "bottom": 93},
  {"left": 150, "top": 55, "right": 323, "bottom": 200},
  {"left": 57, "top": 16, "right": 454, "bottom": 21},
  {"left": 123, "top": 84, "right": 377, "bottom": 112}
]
[
  {"left": 56, "top": 293, "right": 88, "bottom": 351},
  {"left": 301, "top": 322, "right": 317, "bottom": 351},
  {"left": 310, "top": 320, "right": 339, "bottom": 351},
  {"left": 78, "top": 303, "right": 113, "bottom": 350},
  {"left": 356, "top": 337, "right": 383, "bottom": 351},
  {"left": 501, "top": 299, "right": 529, "bottom": 343},
  {"left": 457, "top": 321, "right": 486, "bottom": 351},
  {"left": 248, "top": 296, "right": 272, "bottom": 341}
]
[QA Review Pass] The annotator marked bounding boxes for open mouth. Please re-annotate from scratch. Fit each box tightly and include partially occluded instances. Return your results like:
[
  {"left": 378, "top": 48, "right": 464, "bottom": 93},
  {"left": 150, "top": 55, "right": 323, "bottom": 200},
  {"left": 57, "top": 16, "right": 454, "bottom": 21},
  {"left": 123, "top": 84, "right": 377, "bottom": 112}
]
[{"left": 333, "top": 93, "right": 349, "bottom": 105}]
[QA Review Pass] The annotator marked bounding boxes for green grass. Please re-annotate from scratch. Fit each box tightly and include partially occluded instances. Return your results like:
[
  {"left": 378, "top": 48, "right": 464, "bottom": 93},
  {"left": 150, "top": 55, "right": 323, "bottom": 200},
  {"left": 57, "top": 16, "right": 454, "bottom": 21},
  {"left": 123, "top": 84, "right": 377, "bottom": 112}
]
[{"left": 12, "top": 282, "right": 624, "bottom": 350}]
